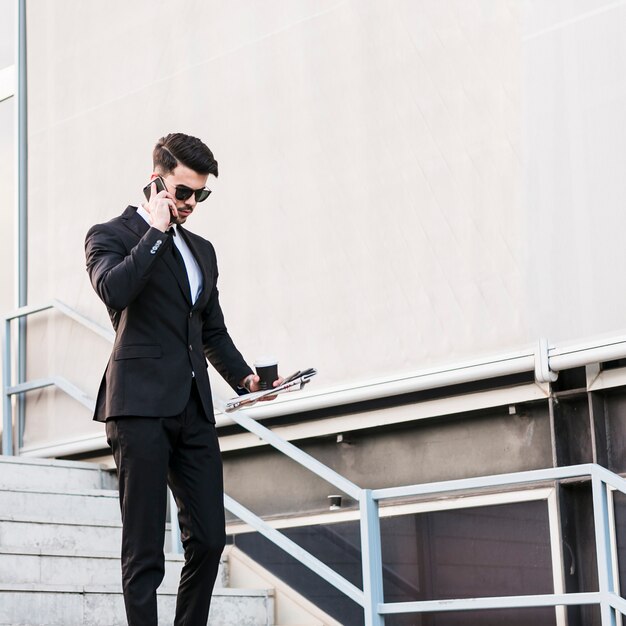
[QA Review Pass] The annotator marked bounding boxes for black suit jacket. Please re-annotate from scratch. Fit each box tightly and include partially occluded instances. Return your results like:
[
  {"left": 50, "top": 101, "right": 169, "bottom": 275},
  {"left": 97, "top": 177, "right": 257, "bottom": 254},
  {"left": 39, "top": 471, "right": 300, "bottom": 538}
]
[{"left": 85, "top": 206, "right": 253, "bottom": 423}]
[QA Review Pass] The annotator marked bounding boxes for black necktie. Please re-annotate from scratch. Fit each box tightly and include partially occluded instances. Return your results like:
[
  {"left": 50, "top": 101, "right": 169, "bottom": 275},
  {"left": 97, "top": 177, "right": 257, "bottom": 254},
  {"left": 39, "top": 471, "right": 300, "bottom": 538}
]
[
  {"left": 168, "top": 229, "right": 191, "bottom": 301},
  {"left": 168, "top": 229, "right": 186, "bottom": 270}
]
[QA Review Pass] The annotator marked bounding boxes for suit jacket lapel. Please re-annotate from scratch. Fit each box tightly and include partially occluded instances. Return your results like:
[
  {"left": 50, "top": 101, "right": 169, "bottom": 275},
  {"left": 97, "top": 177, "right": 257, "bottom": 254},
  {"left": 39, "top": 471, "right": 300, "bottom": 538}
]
[{"left": 178, "top": 226, "right": 208, "bottom": 310}]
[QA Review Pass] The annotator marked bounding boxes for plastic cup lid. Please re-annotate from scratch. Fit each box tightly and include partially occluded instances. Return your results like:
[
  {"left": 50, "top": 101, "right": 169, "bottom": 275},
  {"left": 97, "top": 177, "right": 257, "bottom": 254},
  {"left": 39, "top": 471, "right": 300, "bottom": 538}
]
[{"left": 254, "top": 356, "right": 278, "bottom": 368}]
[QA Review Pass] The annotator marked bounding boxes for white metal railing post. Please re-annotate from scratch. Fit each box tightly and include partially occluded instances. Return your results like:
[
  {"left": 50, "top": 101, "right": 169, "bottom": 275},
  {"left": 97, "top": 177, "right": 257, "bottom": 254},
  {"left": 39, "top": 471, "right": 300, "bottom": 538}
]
[
  {"left": 2, "top": 317, "right": 13, "bottom": 455},
  {"left": 591, "top": 471, "right": 618, "bottom": 626},
  {"left": 605, "top": 487, "right": 623, "bottom": 626},
  {"left": 360, "top": 489, "right": 385, "bottom": 626}
]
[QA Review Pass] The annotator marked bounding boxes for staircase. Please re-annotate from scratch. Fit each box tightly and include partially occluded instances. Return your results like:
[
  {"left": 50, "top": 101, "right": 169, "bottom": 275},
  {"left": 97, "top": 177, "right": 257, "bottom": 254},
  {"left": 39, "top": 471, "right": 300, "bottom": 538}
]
[{"left": 0, "top": 455, "right": 276, "bottom": 626}]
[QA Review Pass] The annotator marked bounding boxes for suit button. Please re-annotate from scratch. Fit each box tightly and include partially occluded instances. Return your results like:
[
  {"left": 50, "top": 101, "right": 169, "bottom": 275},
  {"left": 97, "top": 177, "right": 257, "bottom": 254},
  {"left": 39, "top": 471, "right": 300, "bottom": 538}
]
[
  {"left": 189, "top": 312, "right": 193, "bottom": 318},
  {"left": 189, "top": 344, "right": 193, "bottom": 351}
]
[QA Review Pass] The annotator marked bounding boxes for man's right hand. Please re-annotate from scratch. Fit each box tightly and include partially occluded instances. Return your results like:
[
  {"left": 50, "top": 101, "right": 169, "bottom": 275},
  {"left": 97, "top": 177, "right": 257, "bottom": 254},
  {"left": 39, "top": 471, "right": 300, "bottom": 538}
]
[{"left": 144, "top": 181, "right": 178, "bottom": 232}]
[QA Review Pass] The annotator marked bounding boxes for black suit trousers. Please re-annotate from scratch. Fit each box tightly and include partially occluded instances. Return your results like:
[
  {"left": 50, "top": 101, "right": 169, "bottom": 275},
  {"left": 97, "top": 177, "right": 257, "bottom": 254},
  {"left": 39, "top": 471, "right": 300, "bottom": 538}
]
[{"left": 106, "top": 381, "right": 226, "bottom": 626}]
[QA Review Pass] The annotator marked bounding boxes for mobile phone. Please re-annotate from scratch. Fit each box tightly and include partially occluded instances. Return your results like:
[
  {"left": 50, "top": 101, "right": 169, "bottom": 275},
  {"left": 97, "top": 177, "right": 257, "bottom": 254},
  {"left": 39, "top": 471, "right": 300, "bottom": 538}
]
[{"left": 142, "top": 176, "right": 166, "bottom": 201}]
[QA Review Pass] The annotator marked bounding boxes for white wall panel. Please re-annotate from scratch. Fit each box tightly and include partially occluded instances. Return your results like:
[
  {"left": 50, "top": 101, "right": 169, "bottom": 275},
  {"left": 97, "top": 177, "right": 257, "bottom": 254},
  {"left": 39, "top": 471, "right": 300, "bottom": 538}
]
[
  {"left": 523, "top": 0, "right": 626, "bottom": 343},
  {"left": 17, "top": 0, "right": 626, "bottom": 447}
]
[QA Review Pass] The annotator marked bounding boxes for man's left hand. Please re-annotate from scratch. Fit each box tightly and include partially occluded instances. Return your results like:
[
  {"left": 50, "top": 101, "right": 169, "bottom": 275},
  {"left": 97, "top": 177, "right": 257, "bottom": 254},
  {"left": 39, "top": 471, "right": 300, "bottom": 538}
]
[{"left": 242, "top": 374, "right": 284, "bottom": 400}]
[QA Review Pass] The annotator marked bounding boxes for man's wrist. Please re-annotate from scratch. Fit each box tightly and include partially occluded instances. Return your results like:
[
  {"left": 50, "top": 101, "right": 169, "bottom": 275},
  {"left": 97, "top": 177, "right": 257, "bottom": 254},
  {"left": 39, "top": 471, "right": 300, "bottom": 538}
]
[
  {"left": 151, "top": 222, "right": 168, "bottom": 233},
  {"left": 240, "top": 374, "right": 254, "bottom": 392}
]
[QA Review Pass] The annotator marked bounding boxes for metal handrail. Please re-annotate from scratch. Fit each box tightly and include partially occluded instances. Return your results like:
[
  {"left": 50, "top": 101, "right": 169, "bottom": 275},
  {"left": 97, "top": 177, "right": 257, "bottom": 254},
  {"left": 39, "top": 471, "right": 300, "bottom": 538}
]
[
  {"left": 4, "top": 301, "right": 626, "bottom": 624},
  {"left": 2, "top": 299, "right": 111, "bottom": 455},
  {"left": 224, "top": 453, "right": 626, "bottom": 626}
]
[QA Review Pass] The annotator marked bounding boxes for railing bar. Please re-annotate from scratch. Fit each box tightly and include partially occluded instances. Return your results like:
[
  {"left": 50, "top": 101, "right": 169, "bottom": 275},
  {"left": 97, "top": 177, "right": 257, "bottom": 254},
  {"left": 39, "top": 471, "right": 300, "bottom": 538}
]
[
  {"left": 592, "top": 476, "right": 618, "bottom": 626},
  {"left": 360, "top": 490, "right": 384, "bottom": 626},
  {"left": 595, "top": 465, "right": 626, "bottom": 497},
  {"left": 7, "top": 377, "right": 95, "bottom": 411},
  {"left": 227, "top": 411, "right": 361, "bottom": 500},
  {"left": 50, "top": 299, "right": 114, "bottom": 342},
  {"left": 606, "top": 489, "right": 623, "bottom": 626},
  {"left": 224, "top": 494, "right": 365, "bottom": 606},
  {"left": 7, "top": 378, "right": 57, "bottom": 394},
  {"left": 608, "top": 592, "right": 626, "bottom": 616},
  {"left": 52, "top": 377, "right": 96, "bottom": 411},
  {"left": 378, "top": 592, "right": 604, "bottom": 614},
  {"left": 4, "top": 303, "right": 53, "bottom": 321},
  {"left": 3, "top": 301, "right": 114, "bottom": 342},
  {"left": 372, "top": 464, "right": 597, "bottom": 500}
]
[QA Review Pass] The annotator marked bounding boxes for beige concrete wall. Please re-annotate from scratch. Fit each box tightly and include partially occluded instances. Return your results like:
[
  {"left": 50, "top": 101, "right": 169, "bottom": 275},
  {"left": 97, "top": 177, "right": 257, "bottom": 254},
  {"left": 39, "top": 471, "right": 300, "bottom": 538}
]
[{"left": 15, "top": 1, "right": 626, "bottom": 450}]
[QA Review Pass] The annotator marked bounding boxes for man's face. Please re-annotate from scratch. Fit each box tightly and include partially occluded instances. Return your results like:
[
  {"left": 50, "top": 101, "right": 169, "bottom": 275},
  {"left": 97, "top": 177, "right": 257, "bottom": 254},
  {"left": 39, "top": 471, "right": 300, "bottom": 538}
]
[{"left": 154, "top": 164, "right": 212, "bottom": 225}]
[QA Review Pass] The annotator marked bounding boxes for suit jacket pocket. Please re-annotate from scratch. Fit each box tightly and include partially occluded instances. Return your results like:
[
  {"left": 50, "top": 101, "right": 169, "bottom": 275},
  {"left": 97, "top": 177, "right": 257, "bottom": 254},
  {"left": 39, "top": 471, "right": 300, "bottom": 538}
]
[{"left": 114, "top": 344, "right": 162, "bottom": 360}]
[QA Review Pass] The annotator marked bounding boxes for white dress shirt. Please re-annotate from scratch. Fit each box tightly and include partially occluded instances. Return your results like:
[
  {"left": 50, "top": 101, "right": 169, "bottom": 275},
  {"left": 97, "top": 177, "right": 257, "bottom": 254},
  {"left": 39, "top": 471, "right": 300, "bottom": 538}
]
[{"left": 136, "top": 204, "right": 203, "bottom": 304}]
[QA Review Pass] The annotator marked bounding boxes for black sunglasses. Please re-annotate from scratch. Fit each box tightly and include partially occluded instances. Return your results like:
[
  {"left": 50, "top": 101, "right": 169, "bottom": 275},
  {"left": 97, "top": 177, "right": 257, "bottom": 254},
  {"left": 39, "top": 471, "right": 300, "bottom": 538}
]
[{"left": 170, "top": 184, "right": 212, "bottom": 203}]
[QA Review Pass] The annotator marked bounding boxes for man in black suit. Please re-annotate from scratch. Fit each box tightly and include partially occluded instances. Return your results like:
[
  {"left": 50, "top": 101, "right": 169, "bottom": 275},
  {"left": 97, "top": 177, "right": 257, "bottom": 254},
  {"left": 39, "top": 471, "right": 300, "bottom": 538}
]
[{"left": 85, "top": 133, "right": 278, "bottom": 625}]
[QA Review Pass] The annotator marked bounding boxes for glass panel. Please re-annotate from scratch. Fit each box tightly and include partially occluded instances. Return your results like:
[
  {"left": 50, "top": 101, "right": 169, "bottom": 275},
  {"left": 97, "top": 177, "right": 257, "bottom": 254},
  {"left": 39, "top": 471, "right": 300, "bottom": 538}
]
[
  {"left": 383, "top": 501, "right": 555, "bottom": 626},
  {"left": 232, "top": 499, "right": 555, "bottom": 626},
  {"left": 382, "top": 501, "right": 553, "bottom": 603}
]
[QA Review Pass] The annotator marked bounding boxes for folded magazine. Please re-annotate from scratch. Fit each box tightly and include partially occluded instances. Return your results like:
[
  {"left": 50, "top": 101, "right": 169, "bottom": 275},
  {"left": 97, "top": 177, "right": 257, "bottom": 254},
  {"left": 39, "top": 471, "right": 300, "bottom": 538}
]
[{"left": 224, "top": 368, "right": 317, "bottom": 413}]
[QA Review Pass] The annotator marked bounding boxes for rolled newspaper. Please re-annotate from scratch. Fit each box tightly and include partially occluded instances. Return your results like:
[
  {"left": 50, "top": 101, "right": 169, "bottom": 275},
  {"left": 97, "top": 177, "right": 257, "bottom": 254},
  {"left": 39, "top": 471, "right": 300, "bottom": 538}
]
[{"left": 224, "top": 368, "right": 317, "bottom": 413}]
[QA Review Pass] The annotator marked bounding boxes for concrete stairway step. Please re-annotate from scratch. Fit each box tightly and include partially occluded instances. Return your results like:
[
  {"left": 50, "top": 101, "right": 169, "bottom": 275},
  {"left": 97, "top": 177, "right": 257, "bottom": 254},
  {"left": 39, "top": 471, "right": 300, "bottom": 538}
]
[
  {"left": 0, "top": 514, "right": 188, "bottom": 553},
  {"left": 0, "top": 584, "right": 274, "bottom": 626},
  {"left": 0, "top": 456, "right": 115, "bottom": 491},
  {"left": 0, "top": 456, "right": 288, "bottom": 624},
  {"left": 0, "top": 546, "right": 189, "bottom": 589},
  {"left": 0, "top": 487, "right": 120, "bottom": 524},
  {"left": 0, "top": 515, "right": 123, "bottom": 553}
]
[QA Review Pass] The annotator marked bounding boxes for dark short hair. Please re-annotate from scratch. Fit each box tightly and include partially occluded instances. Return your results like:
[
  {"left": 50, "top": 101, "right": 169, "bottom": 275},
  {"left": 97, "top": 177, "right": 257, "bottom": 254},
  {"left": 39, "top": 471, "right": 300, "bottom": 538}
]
[{"left": 153, "top": 133, "right": 218, "bottom": 177}]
